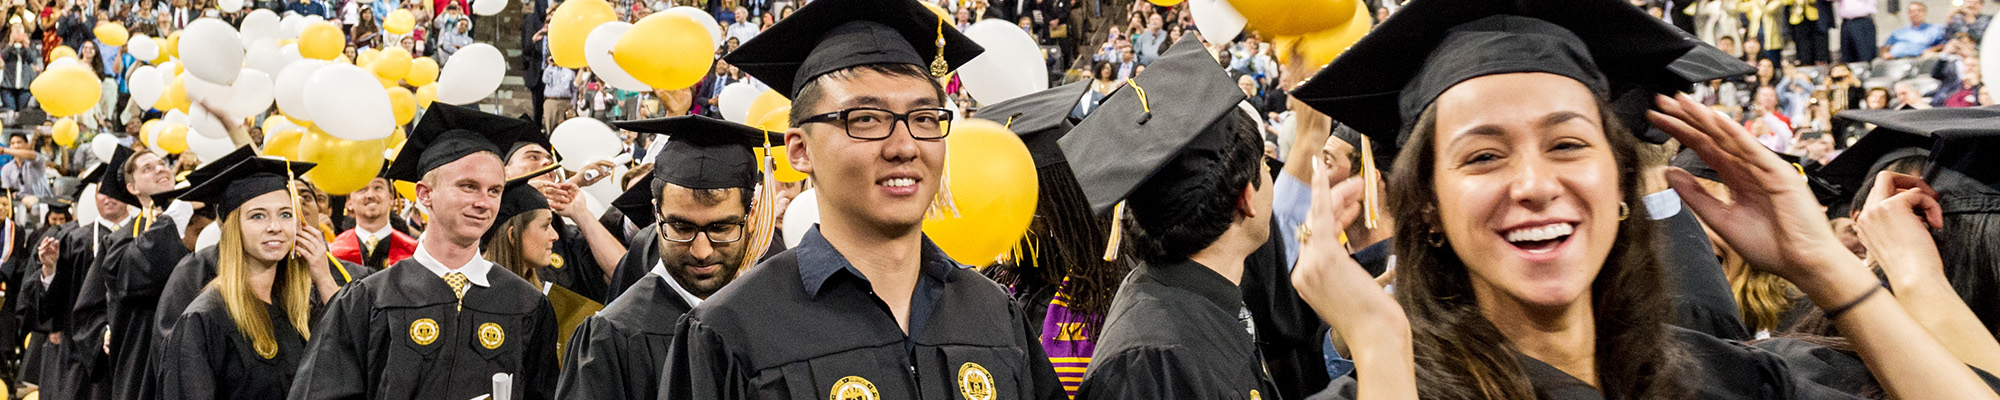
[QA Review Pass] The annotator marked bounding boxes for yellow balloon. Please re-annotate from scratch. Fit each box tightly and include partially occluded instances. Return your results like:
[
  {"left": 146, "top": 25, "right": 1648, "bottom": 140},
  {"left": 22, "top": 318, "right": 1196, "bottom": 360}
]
[
  {"left": 744, "top": 89, "right": 790, "bottom": 129},
  {"left": 370, "top": 48, "right": 413, "bottom": 82},
  {"left": 1271, "top": 0, "right": 1370, "bottom": 70},
  {"left": 414, "top": 83, "right": 437, "bottom": 109},
  {"left": 394, "top": 180, "right": 417, "bottom": 199},
  {"left": 141, "top": 119, "right": 161, "bottom": 145},
  {"left": 385, "top": 9, "right": 416, "bottom": 35},
  {"left": 94, "top": 23, "right": 128, "bottom": 46},
  {"left": 1228, "top": 0, "right": 1357, "bottom": 37},
  {"left": 357, "top": 47, "right": 381, "bottom": 66},
  {"left": 385, "top": 126, "right": 407, "bottom": 149},
  {"left": 158, "top": 124, "right": 189, "bottom": 154},
  {"left": 158, "top": 77, "right": 188, "bottom": 112},
  {"left": 1147, "top": 0, "right": 1184, "bottom": 5},
  {"left": 299, "top": 129, "right": 387, "bottom": 195},
  {"left": 52, "top": 117, "right": 78, "bottom": 147},
  {"left": 751, "top": 107, "right": 806, "bottom": 183},
  {"left": 262, "top": 129, "right": 305, "bottom": 160},
  {"left": 613, "top": 13, "right": 715, "bottom": 90},
  {"left": 262, "top": 114, "right": 295, "bottom": 134},
  {"left": 48, "top": 46, "right": 75, "bottom": 61},
  {"left": 29, "top": 65, "right": 102, "bottom": 117},
  {"left": 549, "top": 0, "right": 615, "bottom": 69},
  {"left": 921, "top": 118, "right": 1038, "bottom": 265},
  {"left": 166, "top": 31, "right": 180, "bottom": 58},
  {"left": 148, "top": 37, "right": 171, "bottom": 64},
  {"left": 406, "top": 57, "right": 439, "bottom": 86},
  {"left": 298, "top": 22, "right": 345, "bottom": 60},
  {"left": 385, "top": 86, "right": 416, "bottom": 125}
]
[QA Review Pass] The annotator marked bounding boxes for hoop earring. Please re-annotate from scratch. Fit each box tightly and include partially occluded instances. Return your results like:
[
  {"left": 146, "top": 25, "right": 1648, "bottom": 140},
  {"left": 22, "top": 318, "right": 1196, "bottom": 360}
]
[
  {"left": 1618, "top": 202, "right": 1630, "bottom": 221},
  {"left": 1426, "top": 230, "right": 1446, "bottom": 248}
]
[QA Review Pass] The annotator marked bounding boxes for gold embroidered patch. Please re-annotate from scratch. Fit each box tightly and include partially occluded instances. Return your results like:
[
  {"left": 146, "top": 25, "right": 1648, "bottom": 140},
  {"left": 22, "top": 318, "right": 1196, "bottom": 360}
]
[
  {"left": 958, "top": 362, "right": 995, "bottom": 400},
  {"left": 409, "top": 318, "right": 438, "bottom": 345},
  {"left": 254, "top": 340, "right": 278, "bottom": 359},
  {"left": 548, "top": 254, "right": 565, "bottom": 269},
  {"left": 827, "top": 376, "right": 879, "bottom": 400},
  {"left": 478, "top": 322, "right": 504, "bottom": 349}
]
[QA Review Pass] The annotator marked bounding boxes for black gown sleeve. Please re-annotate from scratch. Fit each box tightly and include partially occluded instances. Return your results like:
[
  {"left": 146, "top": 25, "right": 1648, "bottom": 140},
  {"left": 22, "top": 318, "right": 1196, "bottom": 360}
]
[
  {"left": 153, "top": 248, "right": 214, "bottom": 345},
  {"left": 157, "top": 306, "right": 222, "bottom": 400},
  {"left": 1013, "top": 300, "right": 1065, "bottom": 400},
  {"left": 521, "top": 298, "right": 563, "bottom": 400},
  {"left": 67, "top": 252, "right": 112, "bottom": 370},
  {"left": 1657, "top": 204, "right": 1751, "bottom": 340},
  {"left": 287, "top": 281, "right": 373, "bottom": 400},
  {"left": 555, "top": 315, "right": 633, "bottom": 400},
  {"left": 1075, "top": 347, "right": 1207, "bottom": 400},
  {"left": 658, "top": 315, "right": 751, "bottom": 400}
]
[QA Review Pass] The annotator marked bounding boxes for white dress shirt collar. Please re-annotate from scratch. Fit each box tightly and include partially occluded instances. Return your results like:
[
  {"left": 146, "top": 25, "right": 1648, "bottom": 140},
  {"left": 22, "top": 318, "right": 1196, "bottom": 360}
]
[
  {"left": 411, "top": 242, "right": 493, "bottom": 287},
  {"left": 651, "top": 261, "right": 703, "bottom": 307}
]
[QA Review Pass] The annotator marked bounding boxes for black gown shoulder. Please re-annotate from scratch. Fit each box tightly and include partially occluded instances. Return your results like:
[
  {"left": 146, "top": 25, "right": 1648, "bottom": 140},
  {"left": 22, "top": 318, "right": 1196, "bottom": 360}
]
[
  {"left": 554, "top": 274, "right": 693, "bottom": 400},
  {"left": 157, "top": 287, "right": 309, "bottom": 400},
  {"left": 1077, "top": 261, "right": 1279, "bottom": 400}
]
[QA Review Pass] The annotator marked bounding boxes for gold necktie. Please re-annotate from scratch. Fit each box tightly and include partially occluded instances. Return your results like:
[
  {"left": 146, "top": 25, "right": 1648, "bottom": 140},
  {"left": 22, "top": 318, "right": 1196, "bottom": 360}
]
[{"left": 443, "top": 272, "right": 468, "bottom": 300}]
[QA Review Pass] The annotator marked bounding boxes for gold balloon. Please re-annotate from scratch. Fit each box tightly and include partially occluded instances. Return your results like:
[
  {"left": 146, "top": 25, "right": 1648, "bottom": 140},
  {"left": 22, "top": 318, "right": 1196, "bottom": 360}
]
[
  {"left": 370, "top": 48, "right": 413, "bottom": 82},
  {"left": 414, "top": 84, "right": 437, "bottom": 109},
  {"left": 299, "top": 129, "right": 387, "bottom": 195},
  {"left": 549, "top": 0, "right": 615, "bottom": 68},
  {"left": 30, "top": 65, "right": 102, "bottom": 117},
  {"left": 751, "top": 107, "right": 806, "bottom": 182},
  {"left": 157, "top": 124, "right": 188, "bottom": 154},
  {"left": 405, "top": 57, "right": 439, "bottom": 86},
  {"left": 156, "top": 34, "right": 175, "bottom": 63},
  {"left": 1147, "top": 0, "right": 1184, "bottom": 5},
  {"left": 262, "top": 129, "right": 305, "bottom": 161},
  {"left": 385, "top": 86, "right": 416, "bottom": 125},
  {"left": 357, "top": 47, "right": 381, "bottom": 66},
  {"left": 52, "top": 117, "right": 78, "bottom": 147},
  {"left": 157, "top": 77, "right": 188, "bottom": 112},
  {"left": 94, "top": 23, "right": 128, "bottom": 46},
  {"left": 384, "top": 9, "right": 416, "bottom": 35},
  {"left": 298, "top": 22, "right": 345, "bottom": 60},
  {"left": 1228, "top": 0, "right": 1357, "bottom": 36},
  {"left": 612, "top": 12, "right": 715, "bottom": 90},
  {"left": 1271, "top": 0, "right": 1370, "bottom": 70},
  {"left": 48, "top": 46, "right": 75, "bottom": 61},
  {"left": 920, "top": 118, "right": 1038, "bottom": 265},
  {"left": 743, "top": 89, "right": 790, "bottom": 130}
]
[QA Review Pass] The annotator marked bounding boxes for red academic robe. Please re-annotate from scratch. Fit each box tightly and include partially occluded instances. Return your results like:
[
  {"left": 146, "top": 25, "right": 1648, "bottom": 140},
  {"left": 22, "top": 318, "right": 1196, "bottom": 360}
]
[{"left": 329, "top": 228, "right": 418, "bottom": 270}]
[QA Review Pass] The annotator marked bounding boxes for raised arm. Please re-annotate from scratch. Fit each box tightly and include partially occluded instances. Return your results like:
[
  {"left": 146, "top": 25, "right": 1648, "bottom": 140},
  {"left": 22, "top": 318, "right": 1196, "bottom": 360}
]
[{"left": 1853, "top": 171, "right": 2000, "bottom": 376}]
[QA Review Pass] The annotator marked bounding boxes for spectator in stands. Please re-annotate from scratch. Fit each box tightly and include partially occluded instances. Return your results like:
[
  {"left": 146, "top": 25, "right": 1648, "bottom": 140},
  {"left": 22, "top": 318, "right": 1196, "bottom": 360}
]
[
  {"left": 1864, "top": 86, "right": 1891, "bottom": 109},
  {"left": 0, "top": 133, "right": 50, "bottom": 202},
  {"left": 1946, "top": 0, "right": 1990, "bottom": 44},
  {"left": 1747, "top": 85, "right": 1792, "bottom": 152},
  {"left": 1229, "top": 34, "right": 1277, "bottom": 81},
  {"left": 351, "top": 3, "right": 380, "bottom": 49},
  {"left": 1786, "top": 0, "right": 1832, "bottom": 65},
  {"left": 1936, "top": 56, "right": 1984, "bottom": 107},
  {"left": 53, "top": 0, "right": 90, "bottom": 51},
  {"left": 1133, "top": 13, "right": 1164, "bottom": 65},
  {"left": 1883, "top": 2, "right": 1947, "bottom": 59},
  {"left": 1112, "top": 45, "right": 1136, "bottom": 81},
  {"left": 1894, "top": 80, "right": 1932, "bottom": 109},
  {"left": 436, "top": 11, "right": 470, "bottom": 62},
  {"left": 954, "top": 7, "right": 970, "bottom": 31},
  {"left": 290, "top": 0, "right": 325, "bottom": 20},
  {"left": 1776, "top": 64, "right": 1817, "bottom": 124},
  {"left": 725, "top": 6, "right": 757, "bottom": 45},
  {"left": 2, "top": 25, "right": 37, "bottom": 114}
]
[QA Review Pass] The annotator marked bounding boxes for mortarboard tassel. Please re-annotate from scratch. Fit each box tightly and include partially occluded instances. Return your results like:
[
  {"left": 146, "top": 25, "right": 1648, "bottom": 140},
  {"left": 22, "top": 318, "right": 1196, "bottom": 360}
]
[
  {"left": 1102, "top": 201, "right": 1125, "bottom": 262},
  {"left": 930, "top": 14, "right": 949, "bottom": 78},
  {"left": 1360, "top": 135, "right": 1379, "bottom": 229},
  {"left": 738, "top": 141, "right": 782, "bottom": 269}
]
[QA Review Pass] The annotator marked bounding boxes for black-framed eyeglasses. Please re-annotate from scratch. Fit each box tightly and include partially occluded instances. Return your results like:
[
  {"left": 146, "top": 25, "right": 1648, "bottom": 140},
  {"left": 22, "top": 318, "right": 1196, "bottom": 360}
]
[
  {"left": 657, "top": 216, "right": 746, "bottom": 244},
  {"left": 799, "top": 107, "right": 955, "bottom": 140}
]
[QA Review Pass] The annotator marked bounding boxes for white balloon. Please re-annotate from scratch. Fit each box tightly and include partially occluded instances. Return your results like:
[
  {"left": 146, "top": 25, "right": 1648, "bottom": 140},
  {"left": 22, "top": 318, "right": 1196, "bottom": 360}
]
[
  {"left": 580, "top": 164, "right": 623, "bottom": 218},
  {"left": 226, "top": 69, "right": 275, "bottom": 120},
  {"left": 47, "top": 58, "right": 76, "bottom": 68},
  {"left": 91, "top": 134, "right": 120, "bottom": 161},
  {"left": 128, "top": 66, "right": 163, "bottom": 110},
  {"left": 585, "top": 22, "right": 649, "bottom": 92},
  {"left": 189, "top": 104, "right": 230, "bottom": 139},
  {"left": 182, "top": 19, "right": 247, "bottom": 85},
  {"left": 472, "top": 0, "right": 507, "bottom": 16},
  {"left": 274, "top": 59, "right": 327, "bottom": 121},
  {"left": 279, "top": 13, "right": 306, "bottom": 40},
  {"left": 1984, "top": 22, "right": 2000, "bottom": 107},
  {"left": 435, "top": 43, "right": 506, "bottom": 105},
  {"left": 187, "top": 125, "right": 237, "bottom": 161},
  {"left": 164, "top": 109, "right": 190, "bottom": 126},
  {"left": 306, "top": 63, "right": 394, "bottom": 141},
  {"left": 74, "top": 185, "right": 99, "bottom": 226},
  {"left": 217, "top": 0, "right": 243, "bottom": 13},
  {"left": 240, "top": 9, "right": 281, "bottom": 45},
  {"left": 127, "top": 34, "right": 158, "bottom": 61},
  {"left": 549, "top": 117, "right": 622, "bottom": 170},
  {"left": 959, "top": 19, "right": 1049, "bottom": 105},
  {"left": 664, "top": 6, "right": 724, "bottom": 46},
  {"left": 194, "top": 223, "right": 220, "bottom": 249},
  {"left": 245, "top": 38, "right": 298, "bottom": 77},
  {"left": 182, "top": 72, "right": 235, "bottom": 107},
  {"left": 717, "top": 82, "right": 761, "bottom": 123},
  {"left": 1189, "top": 0, "right": 1246, "bottom": 46},
  {"left": 781, "top": 188, "right": 818, "bottom": 248}
]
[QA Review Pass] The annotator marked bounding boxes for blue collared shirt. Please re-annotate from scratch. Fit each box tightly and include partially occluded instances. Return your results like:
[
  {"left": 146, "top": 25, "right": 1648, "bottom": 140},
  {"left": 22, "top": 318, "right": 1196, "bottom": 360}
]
[
  {"left": 1884, "top": 22, "right": 1946, "bottom": 58},
  {"left": 794, "top": 226, "right": 957, "bottom": 351}
]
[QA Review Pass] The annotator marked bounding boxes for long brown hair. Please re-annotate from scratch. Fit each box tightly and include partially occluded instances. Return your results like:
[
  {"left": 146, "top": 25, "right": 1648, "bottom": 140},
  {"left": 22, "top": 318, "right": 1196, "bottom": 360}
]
[
  {"left": 1387, "top": 102, "right": 1686, "bottom": 399},
  {"left": 213, "top": 210, "right": 316, "bottom": 358},
  {"left": 483, "top": 210, "right": 546, "bottom": 288}
]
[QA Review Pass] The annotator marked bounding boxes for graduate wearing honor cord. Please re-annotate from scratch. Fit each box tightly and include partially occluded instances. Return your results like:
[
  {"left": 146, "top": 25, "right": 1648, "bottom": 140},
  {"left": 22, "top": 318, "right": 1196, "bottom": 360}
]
[
  {"left": 657, "top": 0, "right": 1064, "bottom": 398},
  {"left": 289, "top": 104, "right": 561, "bottom": 400}
]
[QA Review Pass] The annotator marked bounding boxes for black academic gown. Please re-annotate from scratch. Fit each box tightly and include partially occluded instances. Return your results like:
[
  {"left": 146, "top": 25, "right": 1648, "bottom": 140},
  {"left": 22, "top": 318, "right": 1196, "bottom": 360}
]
[
  {"left": 541, "top": 222, "right": 612, "bottom": 304},
  {"left": 1076, "top": 258, "right": 1282, "bottom": 400},
  {"left": 1240, "top": 220, "right": 1331, "bottom": 399},
  {"left": 106, "top": 217, "right": 191, "bottom": 400},
  {"left": 1656, "top": 203, "right": 1751, "bottom": 341},
  {"left": 157, "top": 289, "right": 311, "bottom": 400},
  {"left": 606, "top": 226, "right": 658, "bottom": 301},
  {"left": 289, "top": 257, "right": 560, "bottom": 400},
  {"left": 146, "top": 245, "right": 375, "bottom": 400},
  {"left": 62, "top": 219, "right": 137, "bottom": 400},
  {"left": 553, "top": 272, "right": 694, "bottom": 400},
  {"left": 658, "top": 228, "right": 1065, "bottom": 400}
]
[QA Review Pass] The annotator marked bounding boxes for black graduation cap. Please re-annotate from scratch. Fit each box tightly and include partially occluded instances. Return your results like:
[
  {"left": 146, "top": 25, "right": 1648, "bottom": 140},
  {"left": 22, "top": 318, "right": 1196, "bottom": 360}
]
[
  {"left": 610, "top": 115, "right": 778, "bottom": 227},
  {"left": 178, "top": 156, "right": 317, "bottom": 217},
  {"left": 98, "top": 144, "right": 143, "bottom": 207},
  {"left": 482, "top": 164, "right": 561, "bottom": 246},
  {"left": 155, "top": 145, "right": 260, "bottom": 203},
  {"left": 384, "top": 104, "right": 548, "bottom": 182},
  {"left": 978, "top": 80, "right": 1092, "bottom": 169},
  {"left": 1059, "top": 34, "right": 1249, "bottom": 214},
  {"left": 722, "top": 0, "right": 984, "bottom": 98},
  {"left": 1289, "top": 0, "right": 1753, "bottom": 168},
  {"left": 1834, "top": 107, "right": 2000, "bottom": 195},
  {"left": 1811, "top": 109, "right": 1939, "bottom": 204}
]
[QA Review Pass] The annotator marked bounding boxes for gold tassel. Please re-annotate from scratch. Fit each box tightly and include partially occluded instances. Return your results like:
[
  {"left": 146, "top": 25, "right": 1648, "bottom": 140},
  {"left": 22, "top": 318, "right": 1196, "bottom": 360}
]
[
  {"left": 1359, "top": 135, "right": 1379, "bottom": 229},
  {"left": 738, "top": 142, "right": 782, "bottom": 270},
  {"left": 930, "top": 14, "right": 949, "bottom": 78},
  {"left": 1102, "top": 201, "right": 1125, "bottom": 262}
]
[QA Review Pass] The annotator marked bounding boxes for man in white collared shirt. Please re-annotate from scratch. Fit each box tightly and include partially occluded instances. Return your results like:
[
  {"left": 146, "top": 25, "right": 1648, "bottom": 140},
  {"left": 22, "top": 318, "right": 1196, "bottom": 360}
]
[{"left": 292, "top": 105, "right": 560, "bottom": 400}]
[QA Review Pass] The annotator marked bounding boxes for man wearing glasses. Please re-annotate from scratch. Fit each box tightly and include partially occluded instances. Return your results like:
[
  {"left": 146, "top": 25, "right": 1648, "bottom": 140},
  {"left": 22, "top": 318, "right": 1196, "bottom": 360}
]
[
  {"left": 552, "top": 115, "right": 776, "bottom": 400},
  {"left": 657, "top": 0, "right": 1064, "bottom": 398}
]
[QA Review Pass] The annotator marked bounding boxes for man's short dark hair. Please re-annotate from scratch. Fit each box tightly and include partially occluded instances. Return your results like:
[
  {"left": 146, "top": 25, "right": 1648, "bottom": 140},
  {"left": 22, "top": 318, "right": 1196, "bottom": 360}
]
[
  {"left": 655, "top": 180, "right": 753, "bottom": 215},
  {"left": 789, "top": 63, "right": 947, "bottom": 128},
  {"left": 1124, "top": 110, "right": 1263, "bottom": 265}
]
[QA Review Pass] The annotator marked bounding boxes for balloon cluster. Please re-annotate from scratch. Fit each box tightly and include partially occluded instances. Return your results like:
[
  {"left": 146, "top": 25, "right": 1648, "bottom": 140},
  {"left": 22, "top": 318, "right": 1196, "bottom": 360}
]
[{"left": 550, "top": 0, "right": 718, "bottom": 92}]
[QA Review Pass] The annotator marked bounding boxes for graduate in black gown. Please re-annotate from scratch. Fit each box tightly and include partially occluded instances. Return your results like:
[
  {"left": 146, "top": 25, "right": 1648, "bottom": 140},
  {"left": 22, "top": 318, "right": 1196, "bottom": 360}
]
[
  {"left": 657, "top": 0, "right": 1064, "bottom": 398},
  {"left": 157, "top": 155, "right": 373, "bottom": 400},
  {"left": 497, "top": 140, "right": 626, "bottom": 305},
  {"left": 554, "top": 115, "right": 778, "bottom": 400},
  {"left": 290, "top": 104, "right": 561, "bottom": 400},
  {"left": 477, "top": 164, "right": 605, "bottom": 362},
  {"left": 61, "top": 145, "right": 176, "bottom": 400},
  {"left": 1284, "top": 0, "right": 2000, "bottom": 398},
  {"left": 1056, "top": 34, "right": 1282, "bottom": 400}
]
